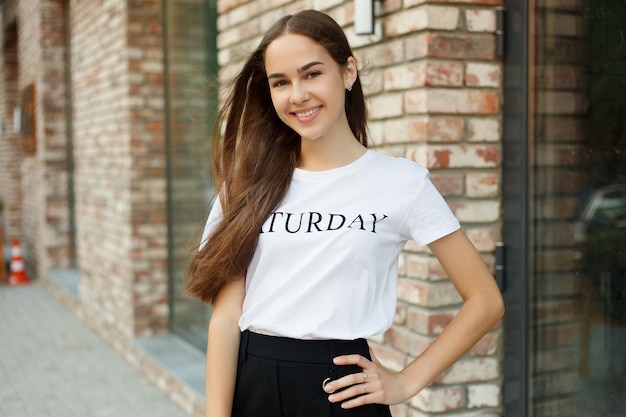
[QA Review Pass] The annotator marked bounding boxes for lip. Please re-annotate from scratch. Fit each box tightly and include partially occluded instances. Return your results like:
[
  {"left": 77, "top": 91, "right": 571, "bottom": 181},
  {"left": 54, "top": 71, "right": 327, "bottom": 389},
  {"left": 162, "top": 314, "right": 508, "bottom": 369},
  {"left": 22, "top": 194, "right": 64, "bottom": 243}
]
[{"left": 291, "top": 106, "right": 322, "bottom": 122}]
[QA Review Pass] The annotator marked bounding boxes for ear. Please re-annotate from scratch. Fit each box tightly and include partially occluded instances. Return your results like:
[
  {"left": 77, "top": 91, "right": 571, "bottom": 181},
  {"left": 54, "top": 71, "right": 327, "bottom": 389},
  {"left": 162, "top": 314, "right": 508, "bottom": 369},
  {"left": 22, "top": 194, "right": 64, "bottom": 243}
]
[{"left": 344, "top": 56, "right": 358, "bottom": 89}]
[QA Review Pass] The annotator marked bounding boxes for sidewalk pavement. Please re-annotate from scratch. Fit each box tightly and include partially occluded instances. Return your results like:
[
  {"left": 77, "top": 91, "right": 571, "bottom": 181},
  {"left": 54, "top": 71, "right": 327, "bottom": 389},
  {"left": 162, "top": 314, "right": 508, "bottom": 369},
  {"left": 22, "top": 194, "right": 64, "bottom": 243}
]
[{"left": 0, "top": 283, "right": 192, "bottom": 417}]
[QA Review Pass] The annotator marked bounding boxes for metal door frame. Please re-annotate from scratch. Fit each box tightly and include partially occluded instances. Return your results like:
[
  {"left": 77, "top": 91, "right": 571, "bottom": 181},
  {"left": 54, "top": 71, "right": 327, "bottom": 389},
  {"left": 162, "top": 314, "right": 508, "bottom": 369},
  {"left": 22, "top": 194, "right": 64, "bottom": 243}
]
[{"left": 501, "top": 1, "right": 530, "bottom": 415}]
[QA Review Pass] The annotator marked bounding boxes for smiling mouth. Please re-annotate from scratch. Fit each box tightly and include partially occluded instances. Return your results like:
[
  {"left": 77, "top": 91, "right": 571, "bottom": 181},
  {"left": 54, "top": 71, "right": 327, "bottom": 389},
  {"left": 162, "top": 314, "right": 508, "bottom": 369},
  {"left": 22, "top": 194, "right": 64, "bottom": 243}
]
[{"left": 294, "top": 107, "right": 320, "bottom": 118}]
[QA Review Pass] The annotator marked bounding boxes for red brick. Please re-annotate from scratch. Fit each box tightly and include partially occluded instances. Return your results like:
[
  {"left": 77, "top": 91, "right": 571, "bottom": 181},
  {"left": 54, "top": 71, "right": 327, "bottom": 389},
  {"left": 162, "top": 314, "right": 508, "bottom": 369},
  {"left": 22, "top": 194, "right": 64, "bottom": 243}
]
[
  {"left": 407, "top": 306, "right": 456, "bottom": 335},
  {"left": 467, "top": 118, "right": 500, "bottom": 142},
  {"left": 405, "top": 89, "right": 499, "bottom": 115},
  {"left": 361, "top": 41, "right": 404, "bottom": 67},
  {"left": 468, "top": 384, "right": 501, "bottom": 408},
  {"left": 384, "top": 325, "right": 414, "bottom": 353},
  {"left": 426, "top": 61, "right": 464, "bottom": 86},
  {"left": 466, "top": 172, "right": 499, "bottom": 197},
  {"left": 384, "top": 6, "right": 459, "bottom": 37},
  {"left": 464, "top": 226, "right": 499, "bottom": 252},
  {"left": 430, "top": 173, "right": 464, "bottom": 197},
  {"left": 465, "top": 9, "right": 497, "bottom": 32},
  {"left": 394, "top": 303, "right": 408, "bottom": 325},
  {"left": 369, "top": 342, "right": 407, "bottom": 372},
  {"left": 469, "top": 332, "right": 501, "bottom": 356},
  {"left": 450, "top": 200, "right": 500, "bottom": 223},
  {"left": 439, "top": 357, "right": 500, "bottom": 384},
  {"left": 465, "top": 62, "right": 500, "bottom": 87},
  {"left": 409, "top": 334, "right": 435, "bottom": 357},
  {"left": 408, "top": 144, "right": 501, "bottom": 169},
  {"left": 407, "top": 34, "right": 497, "bottom": 60},
  {"left": 147, "top": 122, "right": 164, "bottom": 132},
  {"left": 427, "top": 117, "right": 464, "bottom": 142},
  {"left": 398, "top": 277, "right": 428, "bottom": 304},
  {"left": 404, "top": 252, "right": 449, "bottom": 281},
  {"left": 412, "top": 386, "right": 466, "bottom": 412},
  {"left": 384, "top": 63, "right": 427, "bottom": 90}
]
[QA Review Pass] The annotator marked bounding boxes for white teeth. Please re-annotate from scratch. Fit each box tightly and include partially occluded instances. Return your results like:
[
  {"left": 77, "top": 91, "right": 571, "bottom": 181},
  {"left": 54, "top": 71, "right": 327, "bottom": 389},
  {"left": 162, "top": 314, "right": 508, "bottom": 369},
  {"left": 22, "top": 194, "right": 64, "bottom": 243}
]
[{"left": 295, "top": 108, "right": 318, "bottom": 117}]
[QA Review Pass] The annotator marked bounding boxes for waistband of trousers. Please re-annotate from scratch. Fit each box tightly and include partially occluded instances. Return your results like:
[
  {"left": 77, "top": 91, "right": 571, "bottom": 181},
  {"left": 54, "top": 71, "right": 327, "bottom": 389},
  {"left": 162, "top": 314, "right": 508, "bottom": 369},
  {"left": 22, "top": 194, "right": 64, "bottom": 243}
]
[{"left": 240, "top": 330, "right": 369, "bottom": 364}]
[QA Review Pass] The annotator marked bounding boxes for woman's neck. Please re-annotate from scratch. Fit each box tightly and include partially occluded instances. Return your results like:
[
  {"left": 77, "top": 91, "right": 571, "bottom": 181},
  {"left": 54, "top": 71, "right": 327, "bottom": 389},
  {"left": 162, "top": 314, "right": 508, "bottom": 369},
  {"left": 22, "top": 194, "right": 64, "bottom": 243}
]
[{"left": 297, "top": 136, "right": 367, "bottom": 171}]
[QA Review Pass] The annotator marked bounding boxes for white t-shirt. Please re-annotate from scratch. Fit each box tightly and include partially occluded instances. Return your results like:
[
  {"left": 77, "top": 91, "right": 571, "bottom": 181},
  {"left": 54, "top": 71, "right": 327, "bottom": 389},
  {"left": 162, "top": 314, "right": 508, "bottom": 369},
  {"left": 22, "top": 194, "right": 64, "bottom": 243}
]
[{"left": 201, "top": 150, "right": 460, "bottom": 340}]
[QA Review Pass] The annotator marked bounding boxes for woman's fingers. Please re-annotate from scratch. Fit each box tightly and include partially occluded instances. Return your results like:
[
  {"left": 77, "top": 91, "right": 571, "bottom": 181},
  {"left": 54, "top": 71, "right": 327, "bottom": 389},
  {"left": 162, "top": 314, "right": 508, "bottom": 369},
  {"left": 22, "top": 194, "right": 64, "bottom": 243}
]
[
  {"left": 328, "top": 385, "right": 378, "bottom": 408},
  {"left": 322, "top": 354, "right": 370, "bottom": 394},
  {"left": 325, "top": 352, "right": 409, "bottom": 408},
  {"left": 333, "top": 353, "right": 368, "bottom": 367},
  {"left": 323, "top": 372, "right": 370, "bottom": 395},
  {"left": 324, "top": 354, "right": 379, "bottom": 403}
]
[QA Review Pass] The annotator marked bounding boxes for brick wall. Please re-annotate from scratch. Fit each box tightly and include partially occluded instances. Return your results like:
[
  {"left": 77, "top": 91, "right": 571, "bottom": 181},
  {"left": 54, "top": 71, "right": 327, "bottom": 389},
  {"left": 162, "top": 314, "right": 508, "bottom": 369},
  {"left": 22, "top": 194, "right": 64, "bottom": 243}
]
[
  {"left": 217, "top": 1, "right": 504, "bottom": 415},
  {"left": 17, "top": 0, "right": 43, "bottom": 280},
  {"left": 0, "top": 0, "right": 71, "bottom": 278},
  {"left": 71, "top": 0, "right": 168, "bottom": 338},
  {"left": 127, "top": 0, "right": 170, "bottom": 336},
  {"left": 0, "top": 17, "right": 21, "bottom": 243},
  {"left": 72, "top": 0, "right": 131, "bottom": 336},
  {"left": 40, "top": 0, "right": 72, "bottom": 270}
]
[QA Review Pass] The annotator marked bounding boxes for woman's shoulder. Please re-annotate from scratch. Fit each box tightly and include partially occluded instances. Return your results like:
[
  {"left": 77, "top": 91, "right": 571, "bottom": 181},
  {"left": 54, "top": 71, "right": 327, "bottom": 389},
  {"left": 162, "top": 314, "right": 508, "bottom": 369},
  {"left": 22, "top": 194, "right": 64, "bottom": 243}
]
[{"left": 368, "top": 150, "right": 429, "bottom": 180}]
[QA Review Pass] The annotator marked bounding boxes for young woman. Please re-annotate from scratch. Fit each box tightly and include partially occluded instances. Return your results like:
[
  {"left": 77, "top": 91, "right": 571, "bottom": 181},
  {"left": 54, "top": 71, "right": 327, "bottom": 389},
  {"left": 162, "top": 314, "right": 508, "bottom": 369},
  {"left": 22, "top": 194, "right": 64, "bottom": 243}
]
[{"left": 186, "top": 9, "right": 504, "bottom": 417}]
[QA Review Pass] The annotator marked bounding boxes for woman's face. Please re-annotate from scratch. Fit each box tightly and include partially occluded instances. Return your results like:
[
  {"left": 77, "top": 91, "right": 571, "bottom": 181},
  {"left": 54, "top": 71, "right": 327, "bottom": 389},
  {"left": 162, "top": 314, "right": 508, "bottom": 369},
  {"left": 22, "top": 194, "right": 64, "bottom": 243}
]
[{"left": 264, "top": 33, "right": 356, "bottom": 143}]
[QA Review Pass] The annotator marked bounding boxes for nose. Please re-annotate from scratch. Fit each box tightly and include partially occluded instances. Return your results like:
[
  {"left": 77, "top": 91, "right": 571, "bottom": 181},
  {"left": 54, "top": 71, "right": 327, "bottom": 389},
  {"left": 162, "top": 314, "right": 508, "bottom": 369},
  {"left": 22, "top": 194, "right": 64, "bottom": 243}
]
[{"left": 289, "top": 82, "right": 309, "bottom": 104}]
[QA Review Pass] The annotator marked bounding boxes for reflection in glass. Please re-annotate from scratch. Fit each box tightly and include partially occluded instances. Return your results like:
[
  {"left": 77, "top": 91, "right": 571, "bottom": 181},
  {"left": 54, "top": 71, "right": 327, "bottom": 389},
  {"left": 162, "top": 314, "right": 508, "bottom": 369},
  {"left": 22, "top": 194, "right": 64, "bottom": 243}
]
[
  {"left": 530, "top": 0, "right": 626, "bottom": 416},
  {"left": 165, "top": 0, "right": 217, "bottom": 349}
]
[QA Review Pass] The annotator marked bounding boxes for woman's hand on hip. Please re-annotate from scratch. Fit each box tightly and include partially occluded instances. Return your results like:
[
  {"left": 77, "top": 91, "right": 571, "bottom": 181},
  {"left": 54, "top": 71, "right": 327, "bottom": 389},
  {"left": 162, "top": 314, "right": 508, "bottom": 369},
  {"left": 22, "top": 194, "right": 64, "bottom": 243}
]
[{"left": 323, "top": 348, "right": 410, "bottom": 408}]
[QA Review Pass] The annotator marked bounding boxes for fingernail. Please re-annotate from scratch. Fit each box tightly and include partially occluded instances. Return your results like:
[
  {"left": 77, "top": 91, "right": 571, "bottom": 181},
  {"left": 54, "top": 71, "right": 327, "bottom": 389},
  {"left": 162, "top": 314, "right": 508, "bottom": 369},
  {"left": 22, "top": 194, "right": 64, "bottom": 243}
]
[{"left": 328, "top": 395, "right": 335, "bottom": 402}]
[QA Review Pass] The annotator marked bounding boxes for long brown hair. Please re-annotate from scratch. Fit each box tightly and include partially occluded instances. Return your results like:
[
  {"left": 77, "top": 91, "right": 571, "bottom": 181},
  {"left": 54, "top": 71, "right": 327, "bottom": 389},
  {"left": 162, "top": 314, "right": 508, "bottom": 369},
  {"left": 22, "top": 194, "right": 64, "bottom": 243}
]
[{"left": 185, "top": 9, "right": 368, "bottom": 303}]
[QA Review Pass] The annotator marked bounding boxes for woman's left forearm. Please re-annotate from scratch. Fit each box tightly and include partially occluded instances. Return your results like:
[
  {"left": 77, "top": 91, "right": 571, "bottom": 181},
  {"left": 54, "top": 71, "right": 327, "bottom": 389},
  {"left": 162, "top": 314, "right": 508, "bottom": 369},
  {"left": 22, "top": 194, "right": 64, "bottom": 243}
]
[
  {"left": 400, "top": 290, "right": 504, "bottom": 398},
  {"left": 399, "top": 229, "right": 506, "bottom": 396}
]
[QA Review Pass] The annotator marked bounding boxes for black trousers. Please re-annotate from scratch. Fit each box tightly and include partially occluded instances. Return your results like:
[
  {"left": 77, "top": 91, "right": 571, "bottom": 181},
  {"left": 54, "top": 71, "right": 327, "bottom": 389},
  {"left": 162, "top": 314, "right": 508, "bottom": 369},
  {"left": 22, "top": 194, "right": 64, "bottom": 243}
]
[{"left": 232, "top": 330, "right": 393, "bottom": 417}]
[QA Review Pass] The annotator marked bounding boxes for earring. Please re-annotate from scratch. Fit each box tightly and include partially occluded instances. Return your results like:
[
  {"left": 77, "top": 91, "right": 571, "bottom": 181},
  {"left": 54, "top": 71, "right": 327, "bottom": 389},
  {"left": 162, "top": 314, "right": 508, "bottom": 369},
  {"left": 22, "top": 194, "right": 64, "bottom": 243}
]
[{"left": 346, "top": 83, "right": 353, "bottom": 92}]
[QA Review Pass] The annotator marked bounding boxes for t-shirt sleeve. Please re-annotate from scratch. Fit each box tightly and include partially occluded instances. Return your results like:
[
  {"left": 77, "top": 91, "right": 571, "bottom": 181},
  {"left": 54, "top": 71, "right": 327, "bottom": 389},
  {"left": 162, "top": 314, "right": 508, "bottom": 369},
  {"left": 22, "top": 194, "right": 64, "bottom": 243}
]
[
  {"left": 199, "top": 194, "right": 223, "bottom": 250},
  {"left": 405, "top": 169, "right": 461, "bottom": 247}
]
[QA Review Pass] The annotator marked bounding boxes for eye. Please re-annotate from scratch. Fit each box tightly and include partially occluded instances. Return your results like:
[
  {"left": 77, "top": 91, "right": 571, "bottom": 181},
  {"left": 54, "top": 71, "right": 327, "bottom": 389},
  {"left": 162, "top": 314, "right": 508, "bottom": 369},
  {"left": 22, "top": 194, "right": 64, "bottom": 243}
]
[
  {"left": 306, "top": 71, "right": 322, "bottom": 79},
  {"left": 271, "top": 79, "right": 288, "bottom": 88}
]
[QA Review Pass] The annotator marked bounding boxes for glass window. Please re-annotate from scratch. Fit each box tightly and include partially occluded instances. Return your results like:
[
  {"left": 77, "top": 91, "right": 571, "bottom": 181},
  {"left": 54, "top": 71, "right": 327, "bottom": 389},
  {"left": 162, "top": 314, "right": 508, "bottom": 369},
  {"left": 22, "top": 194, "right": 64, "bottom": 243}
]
[
  {"left": 529, "top": 1, "right": 626, "bottom": 415},
  {"left": 165, "top": 0, "right": 218, "bottom": 349}
]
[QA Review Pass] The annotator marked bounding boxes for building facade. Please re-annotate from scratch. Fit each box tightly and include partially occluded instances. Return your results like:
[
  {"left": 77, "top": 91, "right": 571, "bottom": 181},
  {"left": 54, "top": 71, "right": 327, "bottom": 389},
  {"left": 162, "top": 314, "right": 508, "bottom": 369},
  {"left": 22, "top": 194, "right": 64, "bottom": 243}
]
[{"left": 0, "top": 0, "right": 624, "bottom": 416}]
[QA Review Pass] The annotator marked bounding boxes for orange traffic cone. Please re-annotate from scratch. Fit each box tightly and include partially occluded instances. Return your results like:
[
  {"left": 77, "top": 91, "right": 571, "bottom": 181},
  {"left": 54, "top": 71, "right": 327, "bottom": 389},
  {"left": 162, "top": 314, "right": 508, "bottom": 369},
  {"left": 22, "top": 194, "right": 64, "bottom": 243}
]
[{"left": 8, "top": 239, "right": 30, "bottom": 286}]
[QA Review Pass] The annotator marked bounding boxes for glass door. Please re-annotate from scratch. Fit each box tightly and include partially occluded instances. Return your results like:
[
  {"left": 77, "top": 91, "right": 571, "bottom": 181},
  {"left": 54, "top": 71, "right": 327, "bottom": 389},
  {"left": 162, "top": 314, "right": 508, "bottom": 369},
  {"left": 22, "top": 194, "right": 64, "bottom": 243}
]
[{"left": 527, "top": 0, "right": 626, "bottom": 416}]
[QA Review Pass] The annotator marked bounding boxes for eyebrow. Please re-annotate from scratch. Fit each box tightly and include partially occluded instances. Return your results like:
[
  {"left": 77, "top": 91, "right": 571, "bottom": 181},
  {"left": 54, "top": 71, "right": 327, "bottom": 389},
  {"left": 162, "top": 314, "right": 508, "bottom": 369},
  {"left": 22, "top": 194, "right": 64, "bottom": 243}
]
[{"left": 267, "top": 61, "right": 324, "bottom": 80}]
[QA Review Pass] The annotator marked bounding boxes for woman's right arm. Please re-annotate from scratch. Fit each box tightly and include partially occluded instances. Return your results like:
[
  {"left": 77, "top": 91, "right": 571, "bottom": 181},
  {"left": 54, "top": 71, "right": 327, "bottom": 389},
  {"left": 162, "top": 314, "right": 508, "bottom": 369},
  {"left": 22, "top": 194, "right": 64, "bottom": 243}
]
[{"left": 205, "top": 276, "right": 246, "bottom": 417}]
